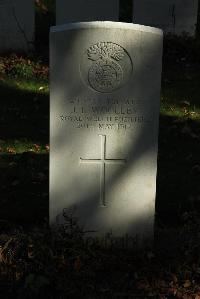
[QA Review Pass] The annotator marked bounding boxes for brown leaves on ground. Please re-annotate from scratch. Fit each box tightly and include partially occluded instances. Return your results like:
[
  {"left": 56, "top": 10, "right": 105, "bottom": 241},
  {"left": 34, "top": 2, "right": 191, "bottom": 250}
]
[
  {"left": 0, "top": 55, "right": 49, "bottom": 80},
  {"left": 45, "top": 145, "right": 49, "bottom": 152},
  {"left": 6, "top": 147, "right": 16, "bottom": 154},
  {"left": 1, "top": 225, "right": 200, "bottom": 299}
]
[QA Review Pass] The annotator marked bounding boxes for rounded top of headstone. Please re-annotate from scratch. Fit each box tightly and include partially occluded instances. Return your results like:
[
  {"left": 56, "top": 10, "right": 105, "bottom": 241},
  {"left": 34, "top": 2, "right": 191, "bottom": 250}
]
[{"left": 50, "top": 21, "right": 163, "bottom": 36}]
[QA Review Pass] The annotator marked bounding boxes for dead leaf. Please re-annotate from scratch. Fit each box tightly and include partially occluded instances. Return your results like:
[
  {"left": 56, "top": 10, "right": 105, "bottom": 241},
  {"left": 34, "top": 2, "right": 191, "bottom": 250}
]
[
  {"left": 27, "top": 244, "right": 35, "bottom": 259},
  {"left": 7, "top": 147, "right": 16, "bottom": 154},
  {"left": 33, "top": 144, "right": 40, "bottom": 152},
  {"left": 183, "top": 279, "right": 191, "bottom": 288},
  {"left": 16, "top": 271, "right": 23, "bottom": 281},
  {"left": 171, "top": 273, "right": 178, "bottom": 284}
]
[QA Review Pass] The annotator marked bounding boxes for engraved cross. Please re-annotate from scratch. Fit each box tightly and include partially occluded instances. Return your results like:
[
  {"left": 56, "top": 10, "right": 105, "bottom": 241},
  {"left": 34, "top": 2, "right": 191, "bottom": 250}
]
[{"left": 80, "top": 135, "right": 127, "bottom": 207}]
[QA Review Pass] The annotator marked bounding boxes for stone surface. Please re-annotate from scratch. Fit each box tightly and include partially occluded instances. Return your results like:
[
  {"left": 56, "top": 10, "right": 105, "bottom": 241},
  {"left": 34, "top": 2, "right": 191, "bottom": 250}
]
[
  {"left": 50, "top": 22, "right": 163, "bottom": 246},
  {"left": 133, "top": 0, "right": 198, "bottom": 36},
  {"left": 56, "top": 0, "right": 119, "bottom": 24},
  {"left": 0, "top": 0, "right": 34, "bottom": 53}
]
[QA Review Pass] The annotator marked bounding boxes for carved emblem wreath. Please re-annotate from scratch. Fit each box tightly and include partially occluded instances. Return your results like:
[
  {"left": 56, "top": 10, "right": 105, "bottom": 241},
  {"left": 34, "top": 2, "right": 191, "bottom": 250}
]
[{"left": 87, "top": 42, "right": 125, "bottom": 93}]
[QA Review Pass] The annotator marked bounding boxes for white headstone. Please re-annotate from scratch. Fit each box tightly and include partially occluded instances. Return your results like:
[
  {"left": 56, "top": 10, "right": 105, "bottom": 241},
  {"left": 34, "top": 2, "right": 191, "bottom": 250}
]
[
  {"left": 133, "top": 0, "right": 198, "bottom": 36},
  {"left": 0, "top": 0, "right": 34, "bottom": 53},
  {"left": 50, "top": 22, "right": 163, "bottom": 247},
  {"left": 56, "top": 0, "right": 119, "bottom": 24}
]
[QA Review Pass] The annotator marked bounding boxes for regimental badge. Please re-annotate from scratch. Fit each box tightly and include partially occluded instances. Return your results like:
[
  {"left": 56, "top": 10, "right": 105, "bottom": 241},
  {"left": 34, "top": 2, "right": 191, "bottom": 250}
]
[{"left": 80, "top": 42, "right": 133, "bottom": 93}]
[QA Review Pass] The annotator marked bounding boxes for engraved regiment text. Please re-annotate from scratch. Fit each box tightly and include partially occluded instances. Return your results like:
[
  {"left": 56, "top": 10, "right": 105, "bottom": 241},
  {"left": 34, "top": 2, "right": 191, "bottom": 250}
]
[{"left": 59, "top": 97, "right": 152, "bottom": 130}]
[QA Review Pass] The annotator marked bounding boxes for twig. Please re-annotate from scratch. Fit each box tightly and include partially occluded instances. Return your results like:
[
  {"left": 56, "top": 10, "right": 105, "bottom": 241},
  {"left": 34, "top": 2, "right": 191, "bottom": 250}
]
[{"left": 11, "top": 1, "right": 33, "bottom": 51}]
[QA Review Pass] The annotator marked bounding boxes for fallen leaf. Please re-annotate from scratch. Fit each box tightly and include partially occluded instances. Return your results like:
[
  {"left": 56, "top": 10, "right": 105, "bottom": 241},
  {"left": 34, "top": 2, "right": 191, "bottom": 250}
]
[
  {"left": 183, "top": 279, "right": 191, "bottom": 288},
  {"left": 171, "top": 273, "right": 178, "bottom": 284},
  {"left": 7, "top": 147, "right": 16, "bottom": 154},
  {"left": 33, "top": 144, "right": 40, "bottom": 152},
  {"left": 27, "top": 244, "right": 35, "bottom": 259}
]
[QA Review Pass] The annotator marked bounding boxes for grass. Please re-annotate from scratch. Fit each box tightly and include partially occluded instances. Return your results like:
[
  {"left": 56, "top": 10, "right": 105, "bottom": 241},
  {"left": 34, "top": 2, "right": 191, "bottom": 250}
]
[
  {"left": 1, "top": 77, "right": 49, "bottom": 94},
  {"left": 0, "top": 55, "right": 49, "bottom": 155},
  {"left": 0, "top": 139, "right": 49, "bottom": 154}
]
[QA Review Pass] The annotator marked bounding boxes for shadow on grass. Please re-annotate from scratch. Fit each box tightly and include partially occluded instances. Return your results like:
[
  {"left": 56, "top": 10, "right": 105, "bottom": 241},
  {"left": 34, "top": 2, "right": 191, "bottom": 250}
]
[
  {"left": 162, "top": 64, "right": 200, "bottom": 111},
  {"left": 0, "top": 153, "right": 49, "bottom": 226},
  {"left": 0, "top": 80, "right": 49, "bottom": 227},
  {"left": 156, "top": 114, "right": 200, "bottom": 227},
  {"left": 0, "top": 80, "right": 49, "bottom": 143}
]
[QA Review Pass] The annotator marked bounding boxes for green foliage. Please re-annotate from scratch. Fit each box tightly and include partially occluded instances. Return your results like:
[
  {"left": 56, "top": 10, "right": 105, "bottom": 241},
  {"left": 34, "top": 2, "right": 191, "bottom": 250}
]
[{"left": 9, "top": 63, "right": 34, "bottom": 79}]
